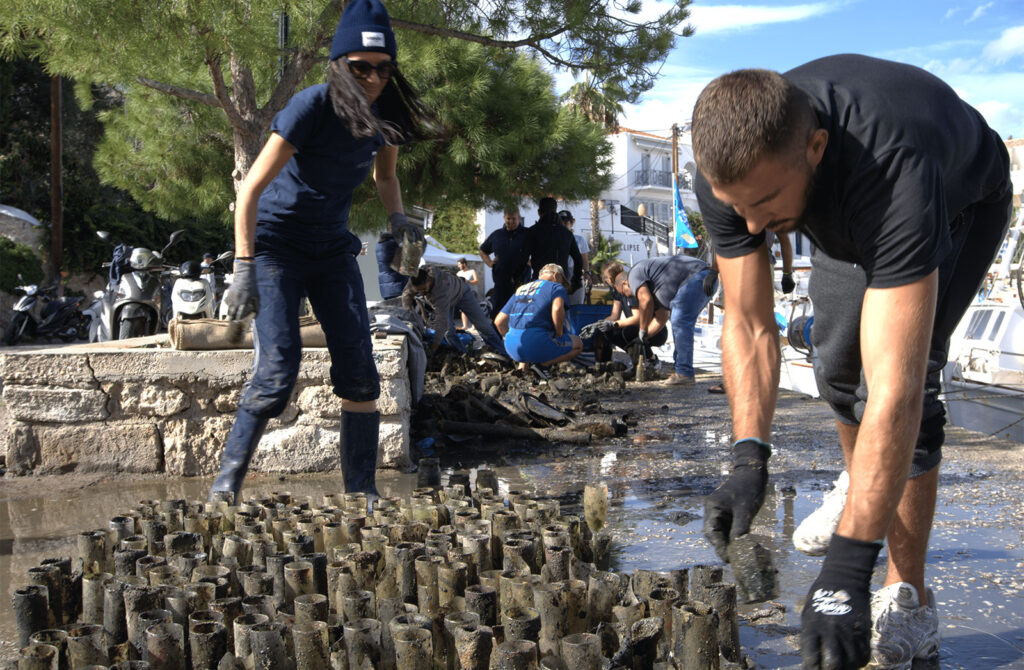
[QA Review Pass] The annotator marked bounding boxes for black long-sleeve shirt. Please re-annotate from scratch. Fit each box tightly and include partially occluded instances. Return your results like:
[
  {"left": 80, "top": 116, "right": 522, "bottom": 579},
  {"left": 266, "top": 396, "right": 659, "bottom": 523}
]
[{"left": 523, "top": 221, "right": 582, "bottom": 287}]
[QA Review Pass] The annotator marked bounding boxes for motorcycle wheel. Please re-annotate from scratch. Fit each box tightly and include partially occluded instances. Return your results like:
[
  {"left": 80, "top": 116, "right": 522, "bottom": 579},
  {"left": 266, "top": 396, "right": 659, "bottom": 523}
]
[
  {"left": 4, "top": 313, "right": 30, "bottom": 346},
  {"left": 118, "top": 317, "right": 147, "bottom": 340}
]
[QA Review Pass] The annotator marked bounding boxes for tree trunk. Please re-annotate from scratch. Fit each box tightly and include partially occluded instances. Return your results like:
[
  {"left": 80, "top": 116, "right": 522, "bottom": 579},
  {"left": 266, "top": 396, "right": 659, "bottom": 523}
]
[
  {"left": 231, "top": 126, "right": 266, "bottom": 195},
  {"left": 590, "top": 198, "right": 600, "bottom": 250}
]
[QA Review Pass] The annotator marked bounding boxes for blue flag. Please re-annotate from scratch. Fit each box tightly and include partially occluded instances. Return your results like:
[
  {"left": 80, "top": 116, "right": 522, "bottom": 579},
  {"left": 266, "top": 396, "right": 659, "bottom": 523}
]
[{"left": 674, "top": 174, "right": 698, "bottom": 249}]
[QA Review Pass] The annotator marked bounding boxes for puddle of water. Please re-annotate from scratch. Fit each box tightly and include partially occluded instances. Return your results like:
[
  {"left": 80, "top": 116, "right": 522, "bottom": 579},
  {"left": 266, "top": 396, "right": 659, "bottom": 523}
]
[{"left": 2, "top": 442, "right": 1022, "bottom": 668}]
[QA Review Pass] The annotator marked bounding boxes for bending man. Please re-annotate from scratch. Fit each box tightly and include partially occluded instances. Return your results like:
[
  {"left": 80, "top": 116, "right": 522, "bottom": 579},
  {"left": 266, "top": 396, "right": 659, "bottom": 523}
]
[{"left": 694, "top": 56, "right": 1010, "bottom": 669}]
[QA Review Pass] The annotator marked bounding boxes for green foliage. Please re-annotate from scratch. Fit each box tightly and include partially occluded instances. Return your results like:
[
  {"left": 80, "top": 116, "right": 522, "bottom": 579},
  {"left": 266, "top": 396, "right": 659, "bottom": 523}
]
[
  {"left": 589, "top": 229, "right": 622, "bottom": 275},
  {"left": 0, "top": 59, "right": 232, "bottom": 275},
  {"left": 0, "top": 237, "right": 44, "bottom": 292},
  {"left": 429, "top": 200, "right": 479, "bottom": 254}
]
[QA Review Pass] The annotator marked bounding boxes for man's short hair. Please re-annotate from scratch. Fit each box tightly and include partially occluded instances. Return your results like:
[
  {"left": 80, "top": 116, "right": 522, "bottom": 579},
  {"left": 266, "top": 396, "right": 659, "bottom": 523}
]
[
  {"left": 503, "top": 207, "right": 520, "bottom": 217},
  {"left": 538, "top": 197, "right": 558, "bottom": 216},
  {"left": 692, "top": 68, "right": 815, "bottom": 184},
  {"left": 601, "top": 261, "right": 625, "bottom": 284},
  {"left": 539, "top": 263, "right": 567, "bottom": 283},
  {"left": 558, "top": 210, "right": 575, "bottom": 224}
]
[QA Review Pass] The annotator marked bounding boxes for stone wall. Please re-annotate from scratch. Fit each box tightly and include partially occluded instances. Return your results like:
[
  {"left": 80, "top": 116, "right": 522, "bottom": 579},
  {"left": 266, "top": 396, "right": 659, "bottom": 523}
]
[{"left": 0, "top": 335, "right": 412, "bottom": 476}]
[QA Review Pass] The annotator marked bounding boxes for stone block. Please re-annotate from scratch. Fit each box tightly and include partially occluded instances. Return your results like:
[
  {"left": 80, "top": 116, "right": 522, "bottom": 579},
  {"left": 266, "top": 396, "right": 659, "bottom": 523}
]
[
  {"left": 162, "top": 416, "right": 234, "bottom": 476},
  {"left": 32, "top": 422, "right": 162, "bottom": 474},
  {"left": 211, "top": 388, "right": 242, "bottom": 413},
  {"left": 4, "top": 421, "right": 38, "bottom": 475},
  {"left": 373, "top": 339, "right": 408, "bottom": 379},
  {"left": 250, "top": 424, "right": 340, "bottom": 474},
  {"left": 0, "top": 352, "right": 99, "bottom": 388},
  {"left": 115, "top": 383, "right": 191, "bottom": 417},
  {"left": 378, "top": 419, "right": 411, "bottom": 470},
  {"left": 87, "top": 350, "right": 254, "bottom": 385},
  {"left": 2, "top": 386, "right": 109, "bottom": 422},
  {"left": 377, "top": 378, "right": 411, "bottom": 417},
  {"left": 295, "top": 385, "right": 343, "bottom": 419}
]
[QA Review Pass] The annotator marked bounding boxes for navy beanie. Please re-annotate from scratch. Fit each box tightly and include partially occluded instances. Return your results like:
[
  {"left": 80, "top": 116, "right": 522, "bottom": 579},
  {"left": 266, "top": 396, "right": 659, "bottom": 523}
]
[{"left": 330, "top": 0, "right": 397, "bottom": 61}]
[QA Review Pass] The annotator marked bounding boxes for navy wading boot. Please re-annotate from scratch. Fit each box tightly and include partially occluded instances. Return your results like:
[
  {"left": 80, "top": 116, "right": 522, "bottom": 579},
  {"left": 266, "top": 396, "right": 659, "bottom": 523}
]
[
  {"left": 340, "top": 410, "right": 382, "bottom": 504},
  {"left": 209, "top": 408, "right": 269, "bottom": 505}
]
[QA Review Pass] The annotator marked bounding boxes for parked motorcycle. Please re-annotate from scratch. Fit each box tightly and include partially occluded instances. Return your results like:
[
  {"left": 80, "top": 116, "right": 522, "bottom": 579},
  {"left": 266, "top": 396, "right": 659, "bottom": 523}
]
[
  {"left": 92, "top": 229, "right": 185, "bottom": 341},
  {"left": 169, "top": 251, "right": 233, "bottom": 321},
  {"left": 4, "top": 276, "right": 89, "bottom": 346}
]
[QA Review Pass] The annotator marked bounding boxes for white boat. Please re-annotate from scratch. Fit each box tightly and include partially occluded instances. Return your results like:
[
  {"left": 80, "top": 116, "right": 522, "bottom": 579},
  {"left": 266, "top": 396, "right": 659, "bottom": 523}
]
[{"left": 941, "top": 216, "right": 1024, "bottom": 442}]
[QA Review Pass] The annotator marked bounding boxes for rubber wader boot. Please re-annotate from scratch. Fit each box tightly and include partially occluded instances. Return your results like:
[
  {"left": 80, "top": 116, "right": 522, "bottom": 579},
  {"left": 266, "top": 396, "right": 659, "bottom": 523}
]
[
  {"left": 209, "top": 408, "right": 270, "bottom": 505},
  {"left": 340, "top": 410, "right": 382, "bottom": 504}
]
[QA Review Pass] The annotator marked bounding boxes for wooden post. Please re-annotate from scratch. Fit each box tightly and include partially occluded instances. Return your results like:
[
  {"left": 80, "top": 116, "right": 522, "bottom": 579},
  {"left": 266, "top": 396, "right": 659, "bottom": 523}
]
[{"left": 50, "top": 75, "right": 63, "bottom": 292}]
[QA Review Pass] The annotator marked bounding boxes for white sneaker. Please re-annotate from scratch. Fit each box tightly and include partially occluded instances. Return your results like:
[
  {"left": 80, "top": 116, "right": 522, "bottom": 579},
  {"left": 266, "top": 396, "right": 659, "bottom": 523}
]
[
  {"left": 869, "top": 582, "right": 940, "bottom": 669},
  {"left": 792, "top": 470, "right": 849, "bottom": 555}
]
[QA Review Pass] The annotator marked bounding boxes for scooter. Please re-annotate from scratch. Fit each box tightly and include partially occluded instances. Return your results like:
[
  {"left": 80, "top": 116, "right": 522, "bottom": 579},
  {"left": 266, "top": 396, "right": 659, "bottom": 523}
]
[
  {"left": 170, "top": 251, "right": 233, "bottom": 321},
  {"left": 4, "top": 276, "right": 89, "bottom": 346},
  {"left": 93, "top": 229, "right": 185, "bottom": 341}
]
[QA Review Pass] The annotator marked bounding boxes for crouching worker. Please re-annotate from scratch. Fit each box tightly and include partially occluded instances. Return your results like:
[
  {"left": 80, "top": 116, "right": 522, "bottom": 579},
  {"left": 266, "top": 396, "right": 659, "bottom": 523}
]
[
  {"left": 496, "top": 263, "right": 583, "bottom": 370},
  {"left": 605, "top": 255, "right": 712, "bottom": 385},
  {"left": 402, "top": 266, "right": 507, "bottom": 356},
  {"left": 210, "top": 0, "right": 433, "bottom": 505},
  {"left": 594, "top": 261, "right": 670, "bottom": 358}
]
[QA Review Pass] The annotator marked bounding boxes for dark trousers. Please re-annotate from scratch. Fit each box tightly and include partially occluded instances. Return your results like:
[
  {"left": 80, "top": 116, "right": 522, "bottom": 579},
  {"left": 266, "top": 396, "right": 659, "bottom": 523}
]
[
  {"left": 810, "top": 192, "right": 1012, "bottom": 476},
  {"left": 488, "top": 274, "right": 519, "bottom": 318},
  {"left": 238, "top": 234, "right": 380, "bottom": 420}
]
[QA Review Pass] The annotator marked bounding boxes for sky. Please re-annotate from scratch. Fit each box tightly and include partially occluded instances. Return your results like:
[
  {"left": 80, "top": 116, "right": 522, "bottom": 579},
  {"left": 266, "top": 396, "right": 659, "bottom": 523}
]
[{"left": 563, "top": 0, "right": 1024, "bottom": 139}]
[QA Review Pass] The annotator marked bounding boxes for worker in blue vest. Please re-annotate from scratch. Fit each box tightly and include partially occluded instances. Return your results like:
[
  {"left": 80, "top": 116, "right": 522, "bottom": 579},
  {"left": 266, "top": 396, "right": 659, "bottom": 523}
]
[{"left": 210, "top": 0, "right": 433, "bottom": 505}]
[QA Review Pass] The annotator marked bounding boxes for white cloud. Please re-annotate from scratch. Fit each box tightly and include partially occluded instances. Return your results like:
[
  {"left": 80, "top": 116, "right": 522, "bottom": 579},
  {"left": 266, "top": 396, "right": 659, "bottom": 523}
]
[
  {"left": 944, "top": 6, "right": 960, "bottom": 19},
  {"left": 687, "top": 2, "right": 841, "bottom": 34},
  {"left": 982, "top": 25, "right": 1024, "bottom": 64},
  {"left": 965, "top": 2, "right": 993, "bottom": 23}
]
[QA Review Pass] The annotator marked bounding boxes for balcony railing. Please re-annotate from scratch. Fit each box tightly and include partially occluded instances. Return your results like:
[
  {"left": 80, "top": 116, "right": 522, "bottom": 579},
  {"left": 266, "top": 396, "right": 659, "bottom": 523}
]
[{"left": 632, "top": 169, "right": 673, "bottom": 188}]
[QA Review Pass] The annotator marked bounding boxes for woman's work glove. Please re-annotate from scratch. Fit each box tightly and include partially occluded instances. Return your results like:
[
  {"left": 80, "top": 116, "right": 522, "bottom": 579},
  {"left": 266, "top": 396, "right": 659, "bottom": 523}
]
[
  {"left": 223, "top": 260, "right": 259, "bottom": 321},
  {"left": 800, "top": 534, "right": 881, "bottom": 669},
  {"left": 703, "top": 438, "right": 770, "bottom": 562},
  {"left": 703, "top": 270, "right": 720, "bottom": 297},
  {"left": 389, "top": 212, "right": 425, "bottom": 246}
]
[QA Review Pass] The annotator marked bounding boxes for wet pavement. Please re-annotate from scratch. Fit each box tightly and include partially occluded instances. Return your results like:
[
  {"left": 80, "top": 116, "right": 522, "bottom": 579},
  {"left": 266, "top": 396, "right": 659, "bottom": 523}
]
[{"left": 2, "top": 376, "right": 1023, "bottom": 668}]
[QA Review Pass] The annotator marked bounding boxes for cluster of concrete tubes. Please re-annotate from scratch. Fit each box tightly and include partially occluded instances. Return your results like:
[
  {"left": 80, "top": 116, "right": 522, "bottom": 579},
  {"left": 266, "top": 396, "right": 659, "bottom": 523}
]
[{"left": 9, "top": 465, "right": 768, "bottom": 669}]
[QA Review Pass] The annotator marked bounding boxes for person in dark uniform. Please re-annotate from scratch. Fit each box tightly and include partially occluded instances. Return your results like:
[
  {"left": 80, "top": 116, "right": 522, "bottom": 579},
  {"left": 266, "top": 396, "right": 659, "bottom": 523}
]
[
  {"left": 479, "top": 207, "right": 531, "bottom": 318},
  {"left": 523, "top": 197, "right": 582, "bottom": 290},
  {"left": 211, "top": 0, "right": 433, "bottom": 505},
  {"left": 693, "top": 56, "right": 1011, "bottom": 669}
]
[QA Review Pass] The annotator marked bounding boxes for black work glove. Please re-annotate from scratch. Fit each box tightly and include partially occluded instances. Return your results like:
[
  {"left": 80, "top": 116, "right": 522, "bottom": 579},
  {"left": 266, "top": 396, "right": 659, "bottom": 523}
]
[
  {"left": 781, "top": 272, "right": 796, "bottom": 294},
  {"left": 389, "top": 212, "right": 425, "bottom": 246},
  {"left": 801, "top": 534, "right": 881, "bottom": 670},
  {"left": 703, "top": 439, "right": 770, "bottom": 562},
  {"left": 595, "top": 320, "right": 617, "bottom": 333},
  {"left": 702, "top": 270, "right": 719, "bottom": 297},
  {"left": 223, "top": 260, "right": 259, "bottom": 321}
]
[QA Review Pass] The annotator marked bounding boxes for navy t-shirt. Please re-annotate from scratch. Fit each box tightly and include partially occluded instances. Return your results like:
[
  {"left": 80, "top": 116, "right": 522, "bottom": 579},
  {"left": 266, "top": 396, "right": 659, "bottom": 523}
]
[
  {"left": 257, "top": 84, "right": 383, "bottom": 243},
  {"left": 696, "top": 55, "right": 1010, "bottom": 289},
  {"left": 500, "top": 280, "right": 567, "bottom": 331},
  {"left": 479, "top": 226, "right": 530, "bottom": 281},
  {"left": 628, "top": 255, "right": 708, "bottom": 311}
]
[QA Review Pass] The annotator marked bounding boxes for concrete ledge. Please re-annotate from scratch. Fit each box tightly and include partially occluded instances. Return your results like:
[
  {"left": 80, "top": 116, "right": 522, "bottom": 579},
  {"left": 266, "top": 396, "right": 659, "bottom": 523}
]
[{"left": 1, "top": 334, "right": 413, "bottom": 476}]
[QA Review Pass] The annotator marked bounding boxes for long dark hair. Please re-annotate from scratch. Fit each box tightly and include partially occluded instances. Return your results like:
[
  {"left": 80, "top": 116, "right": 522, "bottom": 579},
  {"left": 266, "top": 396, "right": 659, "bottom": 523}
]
[{"left": 328, "top": 59, "right": 436, "bottom": 145}]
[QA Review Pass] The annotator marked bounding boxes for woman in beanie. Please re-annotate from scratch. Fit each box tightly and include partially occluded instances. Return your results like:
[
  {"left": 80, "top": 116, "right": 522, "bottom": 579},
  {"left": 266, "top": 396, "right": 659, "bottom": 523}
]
[{"left": 211, "top": 0, "right": 433, "bottom": 505}]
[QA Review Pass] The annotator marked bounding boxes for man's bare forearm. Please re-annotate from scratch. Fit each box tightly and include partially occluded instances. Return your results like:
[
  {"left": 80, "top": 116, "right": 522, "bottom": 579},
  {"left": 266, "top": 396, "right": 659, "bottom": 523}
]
[{"left": 722, "top": 312, "right": 779, "bottom": 441}]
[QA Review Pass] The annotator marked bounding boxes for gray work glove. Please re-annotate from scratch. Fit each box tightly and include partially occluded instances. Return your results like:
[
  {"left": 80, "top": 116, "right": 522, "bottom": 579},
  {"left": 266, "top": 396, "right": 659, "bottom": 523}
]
[
  {"left": 223, "top": 260, "right": 259, "bottom": 321},
  {"left": 389, "top": 212, "right": 425, "bottom": 246}
]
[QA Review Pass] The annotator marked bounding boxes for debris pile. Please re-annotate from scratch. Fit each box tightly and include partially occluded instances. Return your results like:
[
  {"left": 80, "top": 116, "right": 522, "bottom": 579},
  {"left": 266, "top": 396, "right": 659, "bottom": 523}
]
[
  {"left": 414, "top": 350, "right": 638, "bottom": 450},
  {"left": 7, "top": 473, "right": 763, "bottom": 669}
]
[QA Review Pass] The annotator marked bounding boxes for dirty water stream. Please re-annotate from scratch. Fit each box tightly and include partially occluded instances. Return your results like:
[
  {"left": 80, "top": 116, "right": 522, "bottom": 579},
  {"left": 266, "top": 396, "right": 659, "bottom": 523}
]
[{"left": 2, "top": 384, "right": 1022, "bottom": 668}]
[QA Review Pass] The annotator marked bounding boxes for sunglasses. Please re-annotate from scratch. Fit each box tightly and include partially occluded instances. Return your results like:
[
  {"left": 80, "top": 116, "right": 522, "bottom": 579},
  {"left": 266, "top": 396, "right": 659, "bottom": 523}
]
[{"left": 344, "top": 58, "right": 397, "bottom": 81}]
